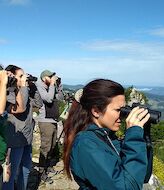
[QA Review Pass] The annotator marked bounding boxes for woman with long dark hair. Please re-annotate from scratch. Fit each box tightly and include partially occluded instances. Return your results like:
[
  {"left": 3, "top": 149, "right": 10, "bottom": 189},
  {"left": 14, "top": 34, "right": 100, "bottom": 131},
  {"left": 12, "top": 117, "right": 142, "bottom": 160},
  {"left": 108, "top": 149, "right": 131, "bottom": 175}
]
[
  {"left": 64, "top": 79, "right": 152, "bottom": 190},
  {"left": 0, "top": 65, "right": 25, "bottom": 189},
  {"left": 2, "top": 65, "right": 43, "bottom": 190}
]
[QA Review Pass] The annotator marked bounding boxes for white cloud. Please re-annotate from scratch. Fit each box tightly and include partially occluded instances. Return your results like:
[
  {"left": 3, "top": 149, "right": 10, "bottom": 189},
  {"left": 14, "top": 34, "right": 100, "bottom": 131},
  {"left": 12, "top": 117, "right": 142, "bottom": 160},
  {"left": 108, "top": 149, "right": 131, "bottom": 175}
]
[
  {"left": 79, "top": 40, "right": 164, "bottom": 58},
  {"left": 1, "top": 53, "right": 164, "bottom": 87},
  {"left": 135, "top": 88, "right": 152, "bottom": 92},
  {"left": 149, "top": 27, "right": 164, "bottom": 37},
  {"left": 1, "top": 39, "right": 164, "bottom": 86}
]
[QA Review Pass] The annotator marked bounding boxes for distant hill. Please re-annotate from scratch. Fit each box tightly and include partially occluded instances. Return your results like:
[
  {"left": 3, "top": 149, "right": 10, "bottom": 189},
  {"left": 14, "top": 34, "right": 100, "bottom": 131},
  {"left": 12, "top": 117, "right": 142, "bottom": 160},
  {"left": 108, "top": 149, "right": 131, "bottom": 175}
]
[
  {"left": 63, "top": 84, "right": 84, "bottom": 91},
  {"left": 134, "top": 86, "right": 164, "bottom": 120},
  {"left": 145, "top": 92, "right": 164, "bottom": 120},
  {"left": 63, "top": 84, "right": 164, "bottom": 121},
  {"left": 64, "top": 84, "right": 164, "bottom": 96},
  {"left": 145, "top": 92, "right": 164, "bottom": 102}
]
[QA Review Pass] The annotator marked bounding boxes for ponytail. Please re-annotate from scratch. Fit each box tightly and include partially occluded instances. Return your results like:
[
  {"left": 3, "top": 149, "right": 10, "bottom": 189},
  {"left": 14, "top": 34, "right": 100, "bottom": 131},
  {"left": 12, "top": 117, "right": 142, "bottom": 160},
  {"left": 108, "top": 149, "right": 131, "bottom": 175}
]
[{"left": 63, "top": 101, "right": 91, "bottom": 178}]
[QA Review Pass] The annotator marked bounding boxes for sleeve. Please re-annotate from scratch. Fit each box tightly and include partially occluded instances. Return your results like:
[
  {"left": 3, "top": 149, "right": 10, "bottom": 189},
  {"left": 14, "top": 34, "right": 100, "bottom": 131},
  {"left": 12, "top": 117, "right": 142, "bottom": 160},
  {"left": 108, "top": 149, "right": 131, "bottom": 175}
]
[
  {"left": 19, "top": 86, "right": 29, "bottom": 107},
  {"left": 29, "top": 83, "right": 43, "bottom": 108},
  {"left": 6, "top": 91, "right": 15, "bottom": 113},
  {"left": 73, "top": 126, "right": 147, "bottom": 190},
  {"left": 7, "top": 91, "right": 16, "bottom": 104},
  {"left": 55, "top": 84, "right": 64, "bottom": 100},
  {"left": 6, "top": 87, "right": 29, "bottom": 110},
  {"left": 31, "top": 90, "right": 43, "bottom": 108},
  {"left": 37, "top": 83, "right": 55, "bottom": 103},
  {"left": 121, "top": 126, "right": 148, "bottom": 189}
]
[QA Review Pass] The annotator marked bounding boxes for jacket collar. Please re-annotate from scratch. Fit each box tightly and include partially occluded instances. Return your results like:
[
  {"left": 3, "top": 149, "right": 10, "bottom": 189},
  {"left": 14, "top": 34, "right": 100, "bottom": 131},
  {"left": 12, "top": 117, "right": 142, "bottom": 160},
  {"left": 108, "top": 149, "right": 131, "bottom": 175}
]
[{"left": 85, "top": 123, "right": 116, "bottom": 139}]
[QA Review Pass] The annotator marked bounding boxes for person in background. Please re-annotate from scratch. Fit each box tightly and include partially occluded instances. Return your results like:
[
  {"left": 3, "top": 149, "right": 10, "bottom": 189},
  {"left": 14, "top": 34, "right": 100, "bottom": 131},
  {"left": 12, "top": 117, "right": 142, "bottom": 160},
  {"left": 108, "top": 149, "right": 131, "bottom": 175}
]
[
  {"left": 36, "top": 70, "right": 64, "bottom": 182},
  {"left": 2, "top": 65, "right": 43, "bottom": 190},
  {"left": 0, "top": 65, "right": 25, "bottom": 189},
  {"left": 64, "top": 79, "right": 152, "bottom": 190},
  {"left": 0, "top": 67, "right": 9, "bottom": 190}
]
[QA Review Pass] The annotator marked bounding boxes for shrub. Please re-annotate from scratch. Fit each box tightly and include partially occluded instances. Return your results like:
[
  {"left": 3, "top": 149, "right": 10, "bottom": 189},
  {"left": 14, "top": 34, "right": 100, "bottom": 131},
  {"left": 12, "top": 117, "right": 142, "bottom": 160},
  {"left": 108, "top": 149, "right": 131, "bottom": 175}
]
[
  {"left": 153, "top": 141, "right": 164, "bottom": 162},
  {"left": 153, "top": 156, "right": 164, "bottom": 185},
  {"left": 151, "top": 121, "right": 164, "bottom": 142},
  {"left": 58, "top": 100, "right": 67, "bottom": 115}
]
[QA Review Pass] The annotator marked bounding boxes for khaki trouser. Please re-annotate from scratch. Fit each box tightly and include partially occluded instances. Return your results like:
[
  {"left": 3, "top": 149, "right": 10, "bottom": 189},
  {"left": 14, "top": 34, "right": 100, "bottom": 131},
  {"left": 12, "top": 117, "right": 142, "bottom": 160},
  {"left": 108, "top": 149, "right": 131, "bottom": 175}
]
[{"left": 38, "top": 122, "right": 57, "bottom": 172}]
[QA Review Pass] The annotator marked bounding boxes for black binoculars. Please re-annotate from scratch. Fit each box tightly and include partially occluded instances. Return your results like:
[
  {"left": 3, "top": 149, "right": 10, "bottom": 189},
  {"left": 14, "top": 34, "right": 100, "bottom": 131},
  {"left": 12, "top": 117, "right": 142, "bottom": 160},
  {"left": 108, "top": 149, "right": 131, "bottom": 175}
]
[
  {"left": 120, "top": 103, "right": 161, "bottom": 124},
  {"left": 7, "top": 74, "right": 37, "bottom": 88}
]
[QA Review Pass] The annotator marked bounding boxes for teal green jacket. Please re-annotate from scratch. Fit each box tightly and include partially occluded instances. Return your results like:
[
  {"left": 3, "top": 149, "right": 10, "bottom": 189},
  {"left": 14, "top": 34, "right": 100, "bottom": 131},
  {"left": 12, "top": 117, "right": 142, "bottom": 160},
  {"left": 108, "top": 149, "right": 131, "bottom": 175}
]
[
  {"left": 70, "top": 124, "right": 151, "bottom": 190},
  {"left": 0, "top": 113, "right": 7, "bottom": 162}
]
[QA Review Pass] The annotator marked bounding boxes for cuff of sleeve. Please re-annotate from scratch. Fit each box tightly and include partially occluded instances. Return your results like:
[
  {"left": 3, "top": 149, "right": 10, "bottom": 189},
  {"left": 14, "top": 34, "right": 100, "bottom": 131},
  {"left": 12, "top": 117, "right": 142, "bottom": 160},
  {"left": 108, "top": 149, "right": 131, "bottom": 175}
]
[
  {"left": 125, "top": 126, "right": 144, "bottom": 140},
  {"left": 49, "top": 85, "right": 55, "bottom": 89}
]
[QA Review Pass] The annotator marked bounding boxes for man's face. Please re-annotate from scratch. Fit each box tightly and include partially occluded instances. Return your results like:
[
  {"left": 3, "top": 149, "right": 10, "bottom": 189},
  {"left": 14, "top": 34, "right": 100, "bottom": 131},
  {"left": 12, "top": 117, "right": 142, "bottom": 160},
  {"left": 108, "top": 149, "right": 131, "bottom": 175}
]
[
  {"left": 43, "top": 74, "right": 58, "bottom": 86},
  {"left": 44, "top": 76, "right": 51, "bottom": 85}
]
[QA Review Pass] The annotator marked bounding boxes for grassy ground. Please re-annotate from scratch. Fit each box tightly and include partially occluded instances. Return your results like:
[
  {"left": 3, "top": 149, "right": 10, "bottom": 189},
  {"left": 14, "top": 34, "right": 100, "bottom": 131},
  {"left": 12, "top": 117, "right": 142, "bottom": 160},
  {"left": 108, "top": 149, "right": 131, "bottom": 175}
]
[
  {"left": 154, "top": 141, "right": 164, "bottom": 162},
  {"left": 153, "top": 140, "right": 164, "bottom": 185}
]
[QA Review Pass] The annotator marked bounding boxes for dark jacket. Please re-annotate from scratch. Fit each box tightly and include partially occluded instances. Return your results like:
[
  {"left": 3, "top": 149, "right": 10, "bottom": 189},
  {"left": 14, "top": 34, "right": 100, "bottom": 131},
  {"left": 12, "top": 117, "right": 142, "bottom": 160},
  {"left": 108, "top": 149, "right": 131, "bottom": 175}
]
[
  {"left": 70, "top": 124, "right": 152, "bottom": 190},
  {"left": 0, "top": 113, "right": 7, "bottom": 162}
]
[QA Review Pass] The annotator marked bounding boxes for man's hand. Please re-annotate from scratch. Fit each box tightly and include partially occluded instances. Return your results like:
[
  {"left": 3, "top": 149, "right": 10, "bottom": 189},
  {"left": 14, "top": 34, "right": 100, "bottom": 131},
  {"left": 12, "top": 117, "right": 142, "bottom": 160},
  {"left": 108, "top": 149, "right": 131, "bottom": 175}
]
[{"left": 50, "top": 75, "right": 58, "bottom": 86}]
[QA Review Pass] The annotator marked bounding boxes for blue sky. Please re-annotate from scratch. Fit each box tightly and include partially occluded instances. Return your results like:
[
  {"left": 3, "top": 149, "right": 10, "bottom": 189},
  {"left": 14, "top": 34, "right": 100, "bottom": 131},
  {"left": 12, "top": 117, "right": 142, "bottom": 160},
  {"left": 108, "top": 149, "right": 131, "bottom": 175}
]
[{"left": 0, "top": 0, "right": 164, "bottom": 86}]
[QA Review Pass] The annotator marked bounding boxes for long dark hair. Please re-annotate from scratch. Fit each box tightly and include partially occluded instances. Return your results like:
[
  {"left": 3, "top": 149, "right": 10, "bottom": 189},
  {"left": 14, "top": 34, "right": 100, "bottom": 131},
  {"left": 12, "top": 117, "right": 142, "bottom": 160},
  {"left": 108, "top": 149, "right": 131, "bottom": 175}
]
[
  {"left": 63, "top": 79, "right": 124, "bottom": 178},
  {"left": 5, "top": 65, "right": 21, "bottom": 74}
]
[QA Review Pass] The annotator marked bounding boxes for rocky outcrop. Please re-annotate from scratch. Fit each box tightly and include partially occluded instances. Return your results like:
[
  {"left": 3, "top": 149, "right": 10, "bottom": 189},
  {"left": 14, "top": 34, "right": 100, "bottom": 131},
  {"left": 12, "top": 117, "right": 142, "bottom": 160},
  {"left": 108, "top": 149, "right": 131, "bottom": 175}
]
[
  {"left": 128, "top": 87, "right": 146, "bottom": 106},
  {"left": 143, "top": 175, "right": 164, "bottom": 190}
]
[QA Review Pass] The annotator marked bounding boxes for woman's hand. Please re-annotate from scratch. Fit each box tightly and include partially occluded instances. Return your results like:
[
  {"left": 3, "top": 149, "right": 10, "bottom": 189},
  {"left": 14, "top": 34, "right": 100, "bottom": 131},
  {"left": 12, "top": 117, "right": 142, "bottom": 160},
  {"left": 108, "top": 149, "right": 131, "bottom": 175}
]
[{"left": 126, "top": 106, "right": 150, "bottom": 129}]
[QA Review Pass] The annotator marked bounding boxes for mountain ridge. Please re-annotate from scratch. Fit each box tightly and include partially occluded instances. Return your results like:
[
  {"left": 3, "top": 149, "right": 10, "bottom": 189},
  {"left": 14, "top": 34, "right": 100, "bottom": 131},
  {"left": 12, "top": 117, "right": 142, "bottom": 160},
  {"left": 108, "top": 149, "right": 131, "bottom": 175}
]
[{"left": 63, "top": 84, "right": 164, "bottom": 96}]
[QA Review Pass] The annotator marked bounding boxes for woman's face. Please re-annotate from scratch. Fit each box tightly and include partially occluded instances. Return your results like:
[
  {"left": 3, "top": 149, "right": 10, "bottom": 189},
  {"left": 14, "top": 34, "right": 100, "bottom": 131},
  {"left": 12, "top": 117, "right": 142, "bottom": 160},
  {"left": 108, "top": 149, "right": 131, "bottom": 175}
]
[
  {"left": 15, "top": 69, "right": 24, "bottom": 86},
  {"left": 93, "top": 95, "right": 125, "bottom": 131}
]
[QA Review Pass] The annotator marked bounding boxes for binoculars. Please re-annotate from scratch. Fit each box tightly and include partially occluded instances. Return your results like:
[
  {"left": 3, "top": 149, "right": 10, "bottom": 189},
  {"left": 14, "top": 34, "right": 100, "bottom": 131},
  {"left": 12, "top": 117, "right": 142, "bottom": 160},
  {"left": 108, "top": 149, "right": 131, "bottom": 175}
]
[
  {"left": 7, "top": 74, "right": 37, "bottom": 88},
  {"left": 120, "top": 103, "right": 161, "bottom": 124}
]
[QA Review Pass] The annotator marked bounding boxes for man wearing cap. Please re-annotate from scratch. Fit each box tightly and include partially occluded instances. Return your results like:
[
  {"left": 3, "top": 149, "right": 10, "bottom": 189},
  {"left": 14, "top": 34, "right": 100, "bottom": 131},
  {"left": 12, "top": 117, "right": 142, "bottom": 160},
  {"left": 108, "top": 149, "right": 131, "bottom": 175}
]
[{"left": 36, "top": 70, "right": 63, "bottom": 182}]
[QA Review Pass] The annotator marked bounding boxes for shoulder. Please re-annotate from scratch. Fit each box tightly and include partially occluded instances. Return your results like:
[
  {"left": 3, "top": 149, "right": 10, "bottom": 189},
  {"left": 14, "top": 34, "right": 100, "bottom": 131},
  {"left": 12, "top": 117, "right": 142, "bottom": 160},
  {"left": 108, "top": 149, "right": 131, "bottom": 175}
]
[
  {"left": 72, "top": 131, "right": 104, "bottom": 153},
  {"left": 36, "top": 80, "right": 42, "bottom": 86}
]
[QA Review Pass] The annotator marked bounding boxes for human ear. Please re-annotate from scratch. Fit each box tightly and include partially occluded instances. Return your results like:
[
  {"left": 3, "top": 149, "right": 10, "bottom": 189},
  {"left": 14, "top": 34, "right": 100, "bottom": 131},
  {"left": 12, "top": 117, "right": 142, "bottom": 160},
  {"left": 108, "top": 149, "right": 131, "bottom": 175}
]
[
  {"left": 42, "top": 76, "right": 46, "bottom": 82},
  {"left": 91, "top": 107, "right": 100, "bottom": 118}
]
